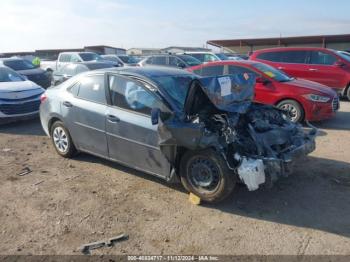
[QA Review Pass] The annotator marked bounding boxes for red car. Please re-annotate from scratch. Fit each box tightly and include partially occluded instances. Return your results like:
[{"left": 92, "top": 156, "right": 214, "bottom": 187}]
[
  {"left": 187, "top": 61, "right": 339, "bottom": 123},
  {"left": 249, "top": 47, "right": 350, "bottom": 99}
]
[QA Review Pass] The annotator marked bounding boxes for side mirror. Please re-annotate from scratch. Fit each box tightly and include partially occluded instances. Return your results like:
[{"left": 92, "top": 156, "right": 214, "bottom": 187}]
[
  {"left": 177, "top": 63, "right": 186, "bottom": 69},
  {"left": 151, "top": 108, "right": 161, "bottom": 125},
  {"left": 256, "top": 76, "right": 270, "bottom": 85},
  {"left": 334, "top": 60, "right": 345, "bottom": 67}
]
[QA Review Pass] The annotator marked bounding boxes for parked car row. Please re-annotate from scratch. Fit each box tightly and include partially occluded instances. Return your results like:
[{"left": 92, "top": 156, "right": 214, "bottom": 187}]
[{"left": 1, "top": 46, "right": 349, "bottom": 125}]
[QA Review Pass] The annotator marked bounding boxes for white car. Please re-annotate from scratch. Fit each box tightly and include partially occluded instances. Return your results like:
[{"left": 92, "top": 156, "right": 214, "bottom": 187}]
[
  {"left": 180, "top": 51, "right": 221, "bottom": 63},
  {"left": 0, "top": 66, "right": 44, "bottom": 123}
]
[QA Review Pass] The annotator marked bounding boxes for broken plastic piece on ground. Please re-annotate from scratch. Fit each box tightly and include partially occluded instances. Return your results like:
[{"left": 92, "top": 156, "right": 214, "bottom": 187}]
[
  {"left": 79, "top": 233, "right": 128, "bottom": 255},
  {"left": 237, "top": 157, "right": 265, "bottom": 191},
  {"left": 16, "top": 167, "right": 32, "bottom": 176},
  {"left": 189, "top": 193, "right": 201, "bottom": 205}
]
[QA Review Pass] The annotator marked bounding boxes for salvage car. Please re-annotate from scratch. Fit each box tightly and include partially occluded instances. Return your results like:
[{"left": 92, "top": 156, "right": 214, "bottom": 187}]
[
  {"left": 0, "top": 58, "right": 51, "bottom": 89},
  {"left": 40, "top": 67, "right": 316, "bottom": 203},
  {"left": 0, "top": 66, "right": 44, "bottom": 123},
  {"left": 188, "top": 61, "right": 339, "bottom": 123},
  {"left": 52, "top": 62, "right": 114, "bottom": 86}
]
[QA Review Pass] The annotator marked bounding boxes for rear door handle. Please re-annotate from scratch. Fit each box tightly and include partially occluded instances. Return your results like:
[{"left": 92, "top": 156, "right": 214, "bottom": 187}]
[
  {"left": 63, "top": 101, "right": 73, "bottom": 107},
  {"left": 107, "top": 114, "right": 120, "bottom": 123},
  {"left": 277, "top": 66, "right": 285, "bottom": 70},
  {"left": 309, "top": 68, "right": 318, "bottom": 71}
]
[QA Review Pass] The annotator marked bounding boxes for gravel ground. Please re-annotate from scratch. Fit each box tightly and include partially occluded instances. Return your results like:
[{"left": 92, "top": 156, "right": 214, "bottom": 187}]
[{"left": 0, "top": 102, "right": 349, "bottom": 255}]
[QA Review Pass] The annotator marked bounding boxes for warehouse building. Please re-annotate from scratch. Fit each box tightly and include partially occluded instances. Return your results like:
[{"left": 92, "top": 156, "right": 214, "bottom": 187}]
[
  {"left": 207, "top": 34, "right": 350, "bottom": 54},
  {"left": 0, "top": 45, "right": 126, "bottom": 60}
]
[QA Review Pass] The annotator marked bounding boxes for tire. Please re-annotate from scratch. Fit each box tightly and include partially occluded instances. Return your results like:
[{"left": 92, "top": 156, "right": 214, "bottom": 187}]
[
  {"left": 50, "top": 121, "right": 76, "bottom": 158},
  {"left": 179, "top": 149, "right": 236, "bottom": 203},
  {"left": 277, "top": 99, "right": 304, "bottom": 123},
  {"left": 346, "top": 86, "right": 350, "bottom": 101}
]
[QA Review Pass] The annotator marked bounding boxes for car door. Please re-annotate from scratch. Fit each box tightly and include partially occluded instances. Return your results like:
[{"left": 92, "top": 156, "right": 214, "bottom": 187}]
[
  {"left": 105, "top": 74, "right": 171, "bottom": 178},
  {"left": 306, "top": 50, "right": 346, "bottom": 88},
  {"left": 61, "top": 73, "right": 108, "bottom": 157}
]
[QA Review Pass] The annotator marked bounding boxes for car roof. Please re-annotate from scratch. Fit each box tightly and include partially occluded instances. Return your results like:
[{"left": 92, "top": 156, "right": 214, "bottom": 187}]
[
  {"left": 183, "top": 51, "right": 215, "bottom": 54},
  {"left": 106, "top": 66, "right": 194, "bottom": 78},
  {"left": 187, "top": 60, "right": 259, "bottom": 70},
  {"left": 252, "top": 46, "right": 332, "bottom": 54},
  {"left": 0, "top": 57, "right": 23, "bottom": 61}
]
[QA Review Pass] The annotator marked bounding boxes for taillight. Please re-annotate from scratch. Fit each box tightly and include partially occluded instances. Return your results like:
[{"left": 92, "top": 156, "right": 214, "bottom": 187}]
[{"left": 40, "top": 93, "right": 47, "bottom": 103}]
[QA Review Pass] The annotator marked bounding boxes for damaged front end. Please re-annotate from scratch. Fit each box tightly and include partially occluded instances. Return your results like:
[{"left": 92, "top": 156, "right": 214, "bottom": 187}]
[{"left": 156, "top": 73, "right": 316, "bottom": 191}]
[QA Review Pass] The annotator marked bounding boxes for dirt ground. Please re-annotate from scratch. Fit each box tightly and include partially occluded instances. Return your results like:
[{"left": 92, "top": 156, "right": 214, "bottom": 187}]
[{"left": 0, "top": 102, "right": 349, "bottom": 256}]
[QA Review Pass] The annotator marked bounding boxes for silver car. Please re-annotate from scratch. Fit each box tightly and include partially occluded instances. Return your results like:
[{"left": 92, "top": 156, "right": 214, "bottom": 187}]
[
  {"left": 40, "top": 67, "right": 316, "bottom": 203},
  {"left": 0, "top": 66, "right": 44, "bottom": 123}
]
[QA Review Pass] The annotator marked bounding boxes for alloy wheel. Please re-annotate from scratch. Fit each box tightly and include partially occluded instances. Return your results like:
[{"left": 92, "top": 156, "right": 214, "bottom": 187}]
[{"left": 53, "top": 127, "right": 69, "bottom": 153}]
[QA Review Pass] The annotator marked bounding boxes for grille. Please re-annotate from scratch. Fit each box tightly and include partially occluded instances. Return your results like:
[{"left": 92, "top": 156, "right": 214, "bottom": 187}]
[
  {"left": 0, "top": 100, "right": 40, "bottom": 115},
  {"left": 332, "top": 96, "right": 340, "bottom": 112}
]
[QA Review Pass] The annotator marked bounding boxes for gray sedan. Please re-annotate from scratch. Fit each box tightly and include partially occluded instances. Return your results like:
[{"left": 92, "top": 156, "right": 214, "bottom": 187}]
[{"left": 40, "top": 67, "right": 316, "bottom": 203}]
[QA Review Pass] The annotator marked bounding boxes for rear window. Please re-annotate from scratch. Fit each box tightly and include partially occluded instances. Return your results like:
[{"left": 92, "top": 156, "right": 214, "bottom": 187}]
[
  {"left": 193, "top": 66, "right": 224, "bottom": 77},
  {"left": 76, "top": 75, "right": 106, "bottom": 104},
  {"left": 310, "top": 51, "right": 336, "bottom": 65},
  {"left": 3, "top": 59, "right": 35, "bottom": 70},
  {"left": 152, "top": 56, "right": 167, "bottom": 65},
  {"left": 256, "top": 52, "right": 282, "bottom": 62}
]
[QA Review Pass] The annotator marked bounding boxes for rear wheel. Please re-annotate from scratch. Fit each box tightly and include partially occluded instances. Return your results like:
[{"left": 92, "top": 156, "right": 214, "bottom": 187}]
[
  {"left": 179, "top": 149, "right": 236, "bottom": 203},
  {"left": 277, "top": 99, "right": 304, "bottom": 123},
  {"left": 50, "top": 121, "right": 76, "bottom": 158}
]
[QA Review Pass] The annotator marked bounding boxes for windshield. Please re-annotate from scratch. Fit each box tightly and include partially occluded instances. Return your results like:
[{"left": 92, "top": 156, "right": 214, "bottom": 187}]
[
  {"left": 336, "top": 51, "right": 350, "bottom": 63},
  {"left": 118, "top": 55, "right": 139, "bottom": 64},
  {"left": 0, "top": 67, "right": 25, "bottom": 82},
  {"left": 153, "top": 75, "right": 194, "bottom": 109},
  {"left": 215, "top": 53, "right": 230, "bottom": 60},
  {"left": 3, "top": 59, "right": 36, "bottom": 70},
  {"left": 252, "top": 63, "right": 293, "bottom": 82},
  {"left": 79, "top": 53, "right": 102, "bottom": 62},
  {"left": 177, "top": 55, "right": 202, "bottom": 66}
]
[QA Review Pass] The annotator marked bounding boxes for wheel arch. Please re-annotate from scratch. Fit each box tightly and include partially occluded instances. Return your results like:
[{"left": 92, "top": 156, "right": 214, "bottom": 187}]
[{"left": 274, "top": 97, "right": 306, "bottom": 120}]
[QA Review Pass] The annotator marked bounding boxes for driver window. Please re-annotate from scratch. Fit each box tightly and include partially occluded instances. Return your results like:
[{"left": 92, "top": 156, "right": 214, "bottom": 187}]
[{"left": 108, "top": 75, "right": 163, "bottom": 115}]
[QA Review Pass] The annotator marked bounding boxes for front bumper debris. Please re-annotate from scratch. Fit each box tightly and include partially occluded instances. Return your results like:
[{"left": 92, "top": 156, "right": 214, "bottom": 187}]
[{"left": 237, "top": 128, "right": 316, "bottom": 191}]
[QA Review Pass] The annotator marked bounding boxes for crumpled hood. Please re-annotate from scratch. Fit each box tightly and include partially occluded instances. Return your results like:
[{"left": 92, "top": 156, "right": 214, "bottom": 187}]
[
  {"left": 288, "top": 78, "right": 337, "bottom": 97},
  {"left": 16, "top": 68, "right": 46, "bottom": 76},
  {"left": 0, "top": 81, "right": 44, "bottom": 100},
  {"left": 184, "top": 73, "right": 256, "bottom": 115}
]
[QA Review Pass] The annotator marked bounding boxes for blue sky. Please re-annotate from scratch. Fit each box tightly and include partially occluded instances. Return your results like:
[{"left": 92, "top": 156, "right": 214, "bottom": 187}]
[{"left": 1, "top": 0, "right": 350, "bottom": 52}]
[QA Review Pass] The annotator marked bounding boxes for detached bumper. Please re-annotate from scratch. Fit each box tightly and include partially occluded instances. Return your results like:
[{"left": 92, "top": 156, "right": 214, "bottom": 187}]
[{"left": 237, "top": 129, "right": 316, "bottom": 191}]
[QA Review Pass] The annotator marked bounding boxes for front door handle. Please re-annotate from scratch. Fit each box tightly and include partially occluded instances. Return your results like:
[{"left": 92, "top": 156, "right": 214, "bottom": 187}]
[
  {"left": 309, "top": 68, "right": 318, "bottom": 71},
  {"left": 107, "top": 114, "right": 120, "bottom": 123},
  {"left": 278, "top": 66, "right": 285, "bottom": 70},
  {"left": 63, "top": 101, "right": 73, "bottom": 107}
]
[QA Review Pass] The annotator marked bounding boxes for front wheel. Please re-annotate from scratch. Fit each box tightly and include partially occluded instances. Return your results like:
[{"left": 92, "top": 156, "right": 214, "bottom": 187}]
[
  {"left": 277, "top": 99, "right": 304, "bottom": 123},
  {"left": 50, "top": 121, "right": 76, "bottom": 158},
  {"left": 179, "top": 149, "right": 236, "bottom": 203}
]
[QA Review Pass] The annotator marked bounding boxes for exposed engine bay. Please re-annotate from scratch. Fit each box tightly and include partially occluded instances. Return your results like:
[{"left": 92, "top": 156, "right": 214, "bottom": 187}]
[{"left": 157, "top": 74, "right": 316, "bottom": 191}]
